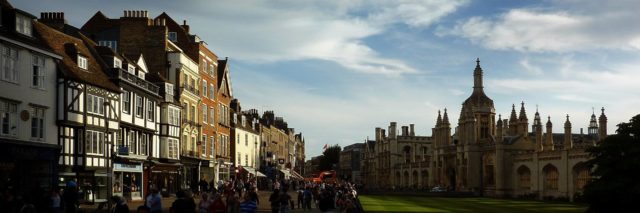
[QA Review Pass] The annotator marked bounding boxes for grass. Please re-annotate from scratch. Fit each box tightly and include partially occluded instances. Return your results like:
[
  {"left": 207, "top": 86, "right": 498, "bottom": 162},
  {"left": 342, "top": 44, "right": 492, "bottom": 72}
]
[{"left": 359, "top": 195, "right": 587, "bottom": 213}]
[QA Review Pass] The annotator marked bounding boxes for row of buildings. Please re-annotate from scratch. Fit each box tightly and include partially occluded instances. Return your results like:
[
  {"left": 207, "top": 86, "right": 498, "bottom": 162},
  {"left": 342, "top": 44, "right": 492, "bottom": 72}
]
[
  {"left": 343, "top": 59, "right": 606, "bottom": 201},
  {"left": 0, "top": 0, "right": 305, "bottom": 204}
]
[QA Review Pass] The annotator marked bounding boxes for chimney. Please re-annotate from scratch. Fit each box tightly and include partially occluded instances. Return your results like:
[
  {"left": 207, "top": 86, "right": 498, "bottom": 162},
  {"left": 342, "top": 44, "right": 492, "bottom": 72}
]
[
  {"left": 39, "top": 12, "right": 67, "bottom": 31},
  {"left": 389, "top": 122, "right": 397, "bottom": 138},
  {"left": 182, "top": 20, "right": 190, "bottom": 33},
  {"left": 401, "top": 126, "right": 408, "bottom": 136},
  {"left": 410, "top": 124, "right": 415, "bottom": 136}
]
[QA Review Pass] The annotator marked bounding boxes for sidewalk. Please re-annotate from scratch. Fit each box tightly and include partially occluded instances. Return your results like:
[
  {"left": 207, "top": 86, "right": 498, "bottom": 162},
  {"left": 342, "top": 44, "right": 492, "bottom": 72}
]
[{"left": 77, "top": 190, "right": 325, "bottom": 213}]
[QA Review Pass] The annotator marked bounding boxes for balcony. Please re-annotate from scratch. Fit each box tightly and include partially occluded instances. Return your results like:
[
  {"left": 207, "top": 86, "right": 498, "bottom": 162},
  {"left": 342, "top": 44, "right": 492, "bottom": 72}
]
[
  {"left": 180, "top": 85, "right": 199, "bottom": 96},
  {"left": 115, "top": 68, "right": 159, "bottom": 94}
]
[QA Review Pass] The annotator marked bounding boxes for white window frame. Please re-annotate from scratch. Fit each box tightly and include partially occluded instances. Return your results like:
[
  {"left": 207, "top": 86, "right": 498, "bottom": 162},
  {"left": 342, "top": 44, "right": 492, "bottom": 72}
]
[
  {"left": 87, "top": 94, "right": 104, "bottom": 115},
  {"left": 168, "top": 32, "right": 177, "bottom": 42},
  {"left": 202, "top": 105, "right": 207, "bottom": 124},
  {"left": 135, "top": 95, "right": 143, "bottom": 118},
  {"left": 77, "top": 56, "right": 88, "bottom": 70},
  {"left": 202, "top": 80, "right": 207, "bottom": 98},
  {"left": 128, "top": 65, "right": 135, "bottom": 75},
  {"left": 147, "top": 100, "right": 154, "bottom": 121},
  {"left": 30, "top": 107, "right": 45, "bottom": 141},
  {"left": 32, "top": 54, "right": 45, "bottom": 89},
  {"left": 86, "top": 130, "right": 104, "bottom": 155},
  {"left": 140, "top": 133, "right": 148, "bottom": 156},
  {"left": 209, "top": 107, "right": 214, "bottom": 125},
  {"left": 122, "top": 90, "right": 130, "bottom": 114},
  {"left": 0, "top": 101, "right": 18, "bottom": 137},
  {"left": 168, "top": 138, "right": 178, "bottom": 159},
  {"left": 202, "top": 134, "right": 207, "bottom": 157},
  {"left": 208, "top": 84, "right": 214, "bottom": 99},
  {"left": 210, "top": 136, "right": 215, "bottom": 157},
  {"left": 1, "top": 44, "right": 18, "bottom": 83},
  {"left": 15, "top": 14, "right": 32, "bottom": 36},
  {"left": 114, "top": 58, "right": 122, "bottom": 69}
]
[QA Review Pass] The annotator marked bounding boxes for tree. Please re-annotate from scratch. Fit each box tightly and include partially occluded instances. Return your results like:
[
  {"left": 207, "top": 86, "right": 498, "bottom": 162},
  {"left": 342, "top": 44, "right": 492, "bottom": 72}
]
[
  {"left": 318, "top": 145, "right": 341, "bottom": 171},
  {"left": 583, "top": 114, "right": 640, "bottom": 213}
]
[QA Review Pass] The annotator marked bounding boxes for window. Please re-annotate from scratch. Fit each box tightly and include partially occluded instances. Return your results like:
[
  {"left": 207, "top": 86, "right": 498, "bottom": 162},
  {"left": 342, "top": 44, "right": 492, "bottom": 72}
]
[
  {"left": 209, "top": 108, "right": 214, "bottom": 125},
  {"left": 245, "top": 133, "right": 248, "bottom": 146},
  {"left": 200, "top": 60, "right": 207, "bottom": 72},
  {"left": 87, "top": 94, "right": 104, "bottom": 115},
  {"left": 135, "top": 95, "right": 143, "bottom": 117},
  {"left": 168, "top": 138, "right": 178, "bottom": 159},
  {"left": 77, "top": 56, "right": 88, "bottom": 70},
  {"left": 1, "top": 45, "right": 18, "bottom": 83},
  {"left": 165, "top": 83, "right": 174, "bottom": 96},
  {"left": 245, "top": 154, "right": 248, "bottom": 167},
  {"left": 114, "top": 58, "right": 122, "bottom": 68},
  {"left": 86, "top": 130, "right": 104, "bottom": 155},
  {"left": 208, "top": 64, "right": 215, "bottom": 76},
  {"left": 202, "top": 80, "right": 207, "bottom": 98},
  {"left": 0, "top": 101, "right": 17, "bottom": 136},
  {"left": 147, "top": 100, "right": 155, "bottom": 121},
  {"left": 122, "top": 90, "right": 130, "bottom": 114},
  {"left": 237, "top": 133, "right": 240, "bottom": 144},
  {"left": 209, "top": 84, "right": 214, "bottom": 99},
  {"left": 15, "top": 14, "right": 32, "bottom": 36},
  {"left": 30, "top": 107, "right": 45, "bottom": 140},
  {"left": 168, "top": 107, "right": 180, "bottom": 125},
  {"left": 128, "top": 65, "right": 135, "bottom": 75},
  {"left": 98, "top": 40, "right": 118, "bottom": 52},
  {"left": 210, "top": 136, "right": 215, "bottom": 157},
  {"left": 202, "top": 135, "right": 207, "bottom": 157},
  {"left": 237, "top": 152, "right": 241, "bottom": 165},
  {"left": 190, "top": 106, "right": 195, "bottom": 122},
  {"left": 140, "top": 133, "right": 148, "bottom": 155},
  {"left": 168, "top": 32, "right": 177, "bottom": 42},
  {"left": 32, "top": 54, "right": 45, "bottom": 89},
  {"left": 202, "top": 105, "right": 207, "bottom": 124}
]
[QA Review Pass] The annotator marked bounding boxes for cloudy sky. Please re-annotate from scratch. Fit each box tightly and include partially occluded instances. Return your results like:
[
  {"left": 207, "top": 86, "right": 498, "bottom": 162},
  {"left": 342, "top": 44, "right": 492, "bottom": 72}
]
[{"left": 15, "top": 0, "right": 640, "bottom": 159}]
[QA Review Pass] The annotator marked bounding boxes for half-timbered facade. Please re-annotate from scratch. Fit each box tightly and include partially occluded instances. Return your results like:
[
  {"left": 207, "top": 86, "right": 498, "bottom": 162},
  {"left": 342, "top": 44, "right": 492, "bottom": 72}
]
[
  {"left": 0, "top": 3, "right": 62, "bottom": 198},
  {"left": 96, "top": 46, "right": 161, "bottom": 201},
  {"left": 34, "top": 18, "right": 121, "bottom": 203}
]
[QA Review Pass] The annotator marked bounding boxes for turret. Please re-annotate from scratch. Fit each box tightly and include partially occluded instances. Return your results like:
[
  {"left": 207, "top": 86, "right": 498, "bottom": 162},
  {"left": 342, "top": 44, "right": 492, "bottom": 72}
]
[
  {"left": 588, "top": 108, "right": 598, "bottom": 136},
  {"left": 509, "top": 104, "right": 518, "bottom": 135},
  {"left": 496, "top": 114, "right": 503, "bottom": 141},
  {"left": 443, "top": 108, "right": 450, "bottom": 126},
  {"left": 389, "top": 122, "right": 397, "bottom": 139},
  {"left": 564, "top": 115, "right": 572, "bottom": 149},
  {"left": 533, "top": 108, "right": 543, "bottom": 151},
  {"left": 598, "top": 107, "right": 607, "bottom": 141},
  {"left": 436, "top": 110, "right": 442, "bottom": 127},
  {"left": 519, "top": 102, "right": 529, "bottom": 135},
  {"left": 544, "top": 116, "right": 553, "bottom": 151}
]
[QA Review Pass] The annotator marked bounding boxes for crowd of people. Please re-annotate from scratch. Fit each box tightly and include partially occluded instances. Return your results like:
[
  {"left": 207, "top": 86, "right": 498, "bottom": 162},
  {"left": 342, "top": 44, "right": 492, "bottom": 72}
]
[{"left": 268, "top": 179, "right": 363, "bottom": 213}]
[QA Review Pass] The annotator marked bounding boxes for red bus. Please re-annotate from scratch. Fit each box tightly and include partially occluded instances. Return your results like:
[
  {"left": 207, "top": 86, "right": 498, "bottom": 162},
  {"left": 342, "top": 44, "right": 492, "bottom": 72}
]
[{"left": 311, "top": 170, "right": 337, "bottom": 184}]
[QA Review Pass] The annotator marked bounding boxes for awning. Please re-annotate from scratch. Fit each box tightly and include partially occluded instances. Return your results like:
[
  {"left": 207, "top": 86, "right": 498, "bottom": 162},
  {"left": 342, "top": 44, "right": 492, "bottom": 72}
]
[
  {"left": 279, "top": 169, "right": 291, "bottom": 179},
  {"left": 291, "top": 170, "right": 304, "bottom": 180},
  {"left": 242, "top": 167, "right": 267, "bottom": 177}
]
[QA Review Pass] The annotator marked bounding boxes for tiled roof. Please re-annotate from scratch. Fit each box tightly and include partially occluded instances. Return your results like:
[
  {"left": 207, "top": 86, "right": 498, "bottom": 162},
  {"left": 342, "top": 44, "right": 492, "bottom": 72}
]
[{"left": 33, "top": 21, "right": 119, "bottom": 92}]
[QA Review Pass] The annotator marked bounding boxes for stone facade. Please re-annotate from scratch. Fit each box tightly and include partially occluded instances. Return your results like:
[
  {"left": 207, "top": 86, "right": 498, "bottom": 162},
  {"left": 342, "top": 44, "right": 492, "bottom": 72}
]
[{"left": 362, "top": 59, "right": 606, "bottom": 200}]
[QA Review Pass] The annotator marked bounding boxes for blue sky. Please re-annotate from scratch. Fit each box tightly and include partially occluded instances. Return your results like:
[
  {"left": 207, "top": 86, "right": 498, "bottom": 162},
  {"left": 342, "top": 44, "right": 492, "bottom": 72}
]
[{"left": 15, "top": 0, "right": 640, "bottom": 159}]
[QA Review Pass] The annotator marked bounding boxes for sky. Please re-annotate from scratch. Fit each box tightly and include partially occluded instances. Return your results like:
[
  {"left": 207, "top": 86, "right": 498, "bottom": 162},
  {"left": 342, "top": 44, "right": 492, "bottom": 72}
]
[{"left": 14, "top": 0, "right": 640, "bottom": 159}]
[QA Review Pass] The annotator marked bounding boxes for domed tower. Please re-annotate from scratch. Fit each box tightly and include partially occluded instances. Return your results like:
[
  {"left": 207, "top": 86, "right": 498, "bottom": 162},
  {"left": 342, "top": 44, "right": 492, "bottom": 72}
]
[
  {"left": 588, "top": 108, "right": 598, "bottom": 136},
  {"left": 460, "top": 58, "right": 496, "bottom": 144}
]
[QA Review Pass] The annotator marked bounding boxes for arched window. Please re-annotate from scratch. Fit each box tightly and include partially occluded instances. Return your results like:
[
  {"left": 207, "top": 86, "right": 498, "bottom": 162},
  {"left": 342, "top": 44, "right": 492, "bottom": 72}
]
[
  {"left": 517, "top": 165, "right": 531, "bottom": 190},
  {"left": 543, "top": 164, "right": 559, "bottom": 191},
  {"left": 403, "top": 146, "right": 411, "bottom": 163},
  {"left": 483, "top": 153, "right": 495, "bottom": 186},
  {"left": 573, "top": 163, "right": 591, "bottom": 191},
  {"left": 421, "top": 170, "right": 429, "bottom": 188},
  {"left": 404, "top": 171, "right": 410, "bottom": 187}
]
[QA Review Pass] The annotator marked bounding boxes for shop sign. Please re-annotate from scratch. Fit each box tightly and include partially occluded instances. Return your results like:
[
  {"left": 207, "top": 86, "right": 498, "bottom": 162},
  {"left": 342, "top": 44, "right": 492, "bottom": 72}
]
[{"left": 114, "top": 163, "right": 142, "bottom": 172}]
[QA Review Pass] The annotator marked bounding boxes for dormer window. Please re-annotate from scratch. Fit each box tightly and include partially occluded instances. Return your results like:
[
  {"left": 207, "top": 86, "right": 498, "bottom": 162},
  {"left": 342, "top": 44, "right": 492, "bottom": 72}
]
[
  {"left": 15, "top": 14, "right": 32, "bottom": 36},
  {"left": 168, "top": 32, "right": 177, "bottom": 42},
  {"left": 77, "top": 56, "right": 88, "bottom": 70},
  {"left": 127, "top": 65, "right": 135, "bottom": 74},
  {"left": 114, "top": 58, "right": 122, "bottom": 69}
]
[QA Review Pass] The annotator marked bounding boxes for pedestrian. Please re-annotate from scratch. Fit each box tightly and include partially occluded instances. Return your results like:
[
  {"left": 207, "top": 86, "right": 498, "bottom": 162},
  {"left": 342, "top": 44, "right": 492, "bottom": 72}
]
[
  {"left": 225, "top": 192, "right": 240, "bottom": 213},
  {"left": 303, "top": 187, "right": 313, "bottom": 210},
  {"left": 238, "top": 193, "right": 257, "bottom": 213},
  {"left": 171, "top": 190, "right": 196, "bottom": 213},
  {"left": 199, "top": 178, "right": 209, "bottom": 194},
  {"left": 137, "top": 205, "right": 151, "bottom": 213},
  {"left": 296, "top": 189, "right": 303, "bottom": 209},
  {"left": 207, "top": 192, "right": 226, "bottom": 213},
  {"left": 145, "top": 188, "right": 162, "bottom": 213},
  {"left": 268, "top": 189, "right": 280, "bottom": 213},
  {"left": 62, "top": 181, "right": 78, "bottom": 213},
  {"left": 50, "top": 188, "right": 62, "bottom": 213},
  {"left": 198, "top": 193, "right": 211, "bottom": 213},
  {"left": 279, "top": 190, "right": 291, "bottom": 213},
  {"left": 110, "top": 195, "right": 129, "bottom": 213}
]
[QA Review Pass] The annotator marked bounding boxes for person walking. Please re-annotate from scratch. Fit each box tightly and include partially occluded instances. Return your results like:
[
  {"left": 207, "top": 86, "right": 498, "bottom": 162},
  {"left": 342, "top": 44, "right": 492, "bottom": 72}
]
[
  {"left": 62, "top": 181, "right": 78, "bottom": 213},
  {"left": 278, "top": 190, "right": 291, "bottom": 213},
  {"left": 198, "top": 193, "right": 211, "bottom": 213},
  {"left": 110, "top": 195, "right": 129, "bottom": 213},
  {"left": 238, "top": 193, "right": 257, "bottom": 213},
  {"left": 50, "top": 188, "right": 62, "bottom": 213},
  {"left": 145, "top": 189, "right": 162, "bottom": 213},
  {"left": 303, "top": 187, "right": 313, "bottom": 210},
  {"left": 268, "top": 189, "right": 280, "bottom": 213}
]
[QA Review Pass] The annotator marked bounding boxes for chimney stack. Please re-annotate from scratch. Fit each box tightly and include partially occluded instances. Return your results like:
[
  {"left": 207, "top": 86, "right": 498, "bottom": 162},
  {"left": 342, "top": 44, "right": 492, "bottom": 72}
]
[{"left": 39, "top": 12, "right": 67, "bottom": 31}]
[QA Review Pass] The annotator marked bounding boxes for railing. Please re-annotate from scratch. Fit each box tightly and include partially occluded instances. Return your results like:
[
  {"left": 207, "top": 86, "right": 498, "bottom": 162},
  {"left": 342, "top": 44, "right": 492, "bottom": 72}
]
[
  {"left": 180, "top": 85, "right": 199, "bottom": 96},
  {"left": 115, "top": 69, "right": 159, "bottom": 94}
]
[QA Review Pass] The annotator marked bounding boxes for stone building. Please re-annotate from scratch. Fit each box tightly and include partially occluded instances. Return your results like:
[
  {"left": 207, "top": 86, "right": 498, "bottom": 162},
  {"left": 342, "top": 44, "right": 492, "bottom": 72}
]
[
  {"left": 362, "top": 59, "right": 606, "bottom": 200},
  {"left": 339, "top": 143, "right": 363, "bottom": 183}
]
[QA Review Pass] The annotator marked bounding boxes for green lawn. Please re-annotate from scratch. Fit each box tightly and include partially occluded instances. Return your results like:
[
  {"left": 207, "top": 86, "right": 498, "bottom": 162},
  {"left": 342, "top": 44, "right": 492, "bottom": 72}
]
[{"left": 359, "top": 195, "right": 587, "bottom": 213}]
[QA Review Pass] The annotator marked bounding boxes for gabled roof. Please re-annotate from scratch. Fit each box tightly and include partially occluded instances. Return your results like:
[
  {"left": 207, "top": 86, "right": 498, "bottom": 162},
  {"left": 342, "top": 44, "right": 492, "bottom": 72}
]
[
  {"left": 217, "top": 58, "right": 233, "bottom": 97},
  {"left": 81, "top": 11, "right": 119, "bottom": 33},
  {"left": 0, "top": 1, "right": 55, "bottom": 56},
  {"left": 33, "top": 21, "right": 119, "bottom": 92}
]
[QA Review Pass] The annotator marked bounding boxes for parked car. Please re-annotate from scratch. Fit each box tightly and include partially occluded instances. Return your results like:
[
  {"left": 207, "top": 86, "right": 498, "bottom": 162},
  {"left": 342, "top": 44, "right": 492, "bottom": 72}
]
[{"left": 430, "top": 186, "right": 446, "bottom": 192}]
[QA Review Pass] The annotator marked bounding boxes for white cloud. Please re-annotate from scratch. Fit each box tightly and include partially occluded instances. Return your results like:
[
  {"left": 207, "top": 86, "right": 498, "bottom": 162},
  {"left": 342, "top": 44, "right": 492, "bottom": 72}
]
[
  {"left": 181, "top": 0, "right": 468, "bottom": 74},
  {"left": 440, "top": 0, "right": 640, "bottom": 52}
]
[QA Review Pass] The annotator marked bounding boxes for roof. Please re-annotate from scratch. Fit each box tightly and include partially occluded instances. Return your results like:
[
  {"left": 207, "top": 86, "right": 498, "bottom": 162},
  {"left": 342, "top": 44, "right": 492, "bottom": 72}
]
[
  {"left": 0, "top": 2, "right": 55, "bottom": 56},
  {"left": 33, "top": 21, "right": 119, "bottom": 92},
  {"left": 80, "top": 11, "right": 120, "bottom": 33}
]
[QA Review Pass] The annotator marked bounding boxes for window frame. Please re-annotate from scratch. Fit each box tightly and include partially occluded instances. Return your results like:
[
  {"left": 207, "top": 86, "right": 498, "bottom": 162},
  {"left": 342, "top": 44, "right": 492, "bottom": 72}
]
[
  {"left": 135, "top": 95, "right": 143, "bottom": 118},
  {"left": 0, "top": 101, "right": 18, "bottom": 137},
  {"left": 1, "top": 44, "right": 19, "bottom": 83},
  {"left": 31, "top": 54, "right": 45, "bottom": 89},
  {"left": 122, "top": 90, "right": 131, "bottom": 114},
  {"left": 30, "top": 107, "right": 45, "bottom": 140},
  {"left": 86, "top": 94, "right": 105, "bottom": 116},
  {"left": 77, "top": 55, "right": 88, "bottom": 70},
  {"left": 86, "top": 130, "right": 104, "bottom": 155},
  {"left": 146, "top": 100, "right": 154, "bottom": 121}
]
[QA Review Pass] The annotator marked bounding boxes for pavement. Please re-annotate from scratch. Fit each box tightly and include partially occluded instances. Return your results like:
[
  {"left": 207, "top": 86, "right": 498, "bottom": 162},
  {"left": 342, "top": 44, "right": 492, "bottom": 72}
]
[{"left": 77, "top": 190, "right": 326, "bottom": 213}]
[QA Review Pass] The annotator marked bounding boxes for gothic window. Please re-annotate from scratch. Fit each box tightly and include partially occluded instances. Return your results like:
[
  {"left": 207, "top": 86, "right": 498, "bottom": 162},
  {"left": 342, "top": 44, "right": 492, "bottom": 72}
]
[
  {"left": 517, "top": 165, "right": 531, "bottom": 190},
  {"left": 483, "top": 153, "right": 495, "bottom": 186},
  {"left": 544, "top": 164, "right": 559, "bottom": 191},
  {"left": 574, "top": 163, "right": 591, "bottom": 191}
]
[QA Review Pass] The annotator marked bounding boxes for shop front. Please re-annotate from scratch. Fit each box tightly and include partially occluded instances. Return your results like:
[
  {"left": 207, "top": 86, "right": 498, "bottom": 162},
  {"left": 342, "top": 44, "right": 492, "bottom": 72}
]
[
  {"left": 150, "top": 160, "right": 181, "bottom": 197},
  {"left": 113, "top": 162, "right": 144, "bottom": 201},
  {"left": 0, "top": 140, "right": 58, "bottom": 199}
]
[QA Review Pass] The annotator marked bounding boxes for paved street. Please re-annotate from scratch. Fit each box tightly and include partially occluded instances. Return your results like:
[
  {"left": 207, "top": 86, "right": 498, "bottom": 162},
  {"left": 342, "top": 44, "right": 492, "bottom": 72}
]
[{"left": 77, "top": 190, "right": 325, "bottom": 213}]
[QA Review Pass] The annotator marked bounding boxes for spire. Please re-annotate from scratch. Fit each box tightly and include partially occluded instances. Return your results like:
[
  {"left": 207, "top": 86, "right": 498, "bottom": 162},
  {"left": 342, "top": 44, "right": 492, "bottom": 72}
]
[
  {"left": 509, "top": 104, "right": 518, "bottom": 122},
  {"left": 473, "top": 58, "right": 483, "bottom": 93},
  {"left": 497, "top": 114, "right": 503, "bottom": 125},
  {"left": 533, "top": 106, "right": 541, "bottom": 126},
  {"left": 443, "top": 108, "right": 450, "bottom": 125},
  {"left": 599, "top": 107, "right": 607, "bottom": 122},
  {"left": 437, "top": 110, "right": 442, "bottom": 125},
  {"left": 519, "top": 101, "right": 528, "bottom": 121},
  {"left": 546, "top": 116, "right": 552, "bottom": 127},
  {"left": 564, "top": 114, "right": 572, "bottom": 128}
]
